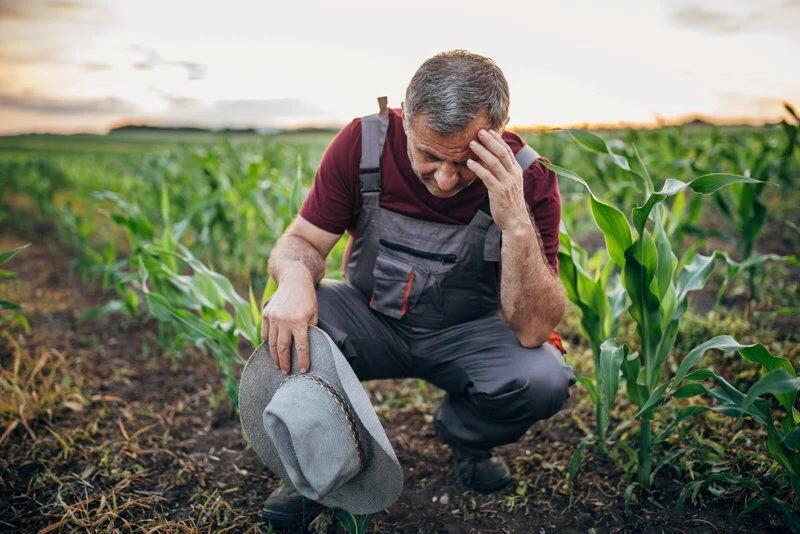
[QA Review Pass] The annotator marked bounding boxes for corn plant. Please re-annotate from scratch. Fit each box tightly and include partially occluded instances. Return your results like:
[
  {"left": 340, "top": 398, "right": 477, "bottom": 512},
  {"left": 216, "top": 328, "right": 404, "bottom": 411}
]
[
  {"left": 137, "top": 242, "right": 261, "bottom": 408},
  {"left": 638, "top": 336, "right": 800, "bottom": 530},
  {"left": 0, "top": 244, "right": 31, "bottom": 332},
  {"left": 558, "top": 225, "right": 626, "bottom": 453},
  {"left": 332, "top": 509, "right": 373, "bottom": 534},
  {"left": 543, "top": 134, "right": 760, "bottom": 490}
]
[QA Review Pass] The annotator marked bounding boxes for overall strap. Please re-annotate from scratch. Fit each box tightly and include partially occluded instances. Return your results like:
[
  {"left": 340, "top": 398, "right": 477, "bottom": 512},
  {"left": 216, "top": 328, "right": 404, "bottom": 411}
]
[
  {"left": 479, "top": 144, "right": 542, "bottom": 214},
  {"left": 358, "top": 96, "right": 390, "bottom": 195}
]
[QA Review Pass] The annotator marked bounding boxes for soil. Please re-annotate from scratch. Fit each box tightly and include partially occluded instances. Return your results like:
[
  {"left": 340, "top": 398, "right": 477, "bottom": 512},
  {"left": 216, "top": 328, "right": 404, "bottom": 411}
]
[{"left": 0, "top": 219, "right": 792, "bottom": 533}]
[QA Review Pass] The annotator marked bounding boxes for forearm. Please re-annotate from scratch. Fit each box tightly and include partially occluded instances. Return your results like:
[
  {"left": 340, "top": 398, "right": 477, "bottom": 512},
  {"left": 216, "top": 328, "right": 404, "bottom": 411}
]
[
  {"left": 267, "top": 233, "right": 327, "bottom": 287},
  {"left": 500, "top": 218, "right": 566, "bottom": 347}
]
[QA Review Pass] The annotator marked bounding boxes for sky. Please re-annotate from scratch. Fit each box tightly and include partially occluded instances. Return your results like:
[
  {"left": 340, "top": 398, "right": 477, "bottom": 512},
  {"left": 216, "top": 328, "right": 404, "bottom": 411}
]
[{"left": 0, "top": 0, "right": 798, "bottom": 134}]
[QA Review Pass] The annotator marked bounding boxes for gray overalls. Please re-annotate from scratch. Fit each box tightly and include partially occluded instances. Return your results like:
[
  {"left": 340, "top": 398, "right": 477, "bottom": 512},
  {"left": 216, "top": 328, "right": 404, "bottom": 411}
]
[{"left": 314, "top": 102, "right": 576, "bottom": 455}]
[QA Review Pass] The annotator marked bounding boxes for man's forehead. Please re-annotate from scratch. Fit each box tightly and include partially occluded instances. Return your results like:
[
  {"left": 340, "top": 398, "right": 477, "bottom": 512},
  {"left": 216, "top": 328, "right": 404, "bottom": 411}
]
[{"left": 409, "top": 113, "right": 493, "bottom": 158}]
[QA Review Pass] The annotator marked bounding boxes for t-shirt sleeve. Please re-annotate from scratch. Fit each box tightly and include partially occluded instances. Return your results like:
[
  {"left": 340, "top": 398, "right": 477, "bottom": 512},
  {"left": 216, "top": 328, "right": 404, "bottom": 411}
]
[
  {"left": 503, "top": 132, "right": 562, "bottom": 274},
  {"left": 524, "top": 157, "right": 561, "bottom": 274},
  {"left": 298, "top": 119, "right": 362, "bottom": 234}
]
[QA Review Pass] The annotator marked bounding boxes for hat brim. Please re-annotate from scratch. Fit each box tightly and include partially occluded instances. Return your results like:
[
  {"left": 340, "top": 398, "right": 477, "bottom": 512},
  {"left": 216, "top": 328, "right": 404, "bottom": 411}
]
[{"left": 239, "top": 325, "right": 403, "bottom": 514}]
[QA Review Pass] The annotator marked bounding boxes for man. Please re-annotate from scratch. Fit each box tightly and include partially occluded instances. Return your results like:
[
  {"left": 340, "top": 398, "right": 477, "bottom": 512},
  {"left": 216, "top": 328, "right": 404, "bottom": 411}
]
[{"left": 260, "top": 50, "right": 576, "bottom": 526}]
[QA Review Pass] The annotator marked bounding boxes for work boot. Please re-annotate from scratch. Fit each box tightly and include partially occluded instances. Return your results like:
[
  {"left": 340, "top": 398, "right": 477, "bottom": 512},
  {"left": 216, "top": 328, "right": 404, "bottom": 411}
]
[
  {"left": 262, "top": 483, "right": 326, "bottom": 528},
  {"left": 452, "top": 448, "right": 512, "bottom": 493}
]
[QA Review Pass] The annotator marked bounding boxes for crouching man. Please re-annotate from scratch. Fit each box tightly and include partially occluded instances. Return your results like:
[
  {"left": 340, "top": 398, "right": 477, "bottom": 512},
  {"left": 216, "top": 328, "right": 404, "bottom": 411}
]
[{"left": 260, "top": 49, "right": 576, "bottom": 527}]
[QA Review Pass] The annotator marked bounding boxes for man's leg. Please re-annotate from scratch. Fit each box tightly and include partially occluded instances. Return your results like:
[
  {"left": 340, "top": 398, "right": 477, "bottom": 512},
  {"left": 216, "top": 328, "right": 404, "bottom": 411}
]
[
  {"left": 314, "top": 278, "right": 414, "bottom": 380},
  {"left": 411, "top": 311, "right": 576, "bottom": 454}
]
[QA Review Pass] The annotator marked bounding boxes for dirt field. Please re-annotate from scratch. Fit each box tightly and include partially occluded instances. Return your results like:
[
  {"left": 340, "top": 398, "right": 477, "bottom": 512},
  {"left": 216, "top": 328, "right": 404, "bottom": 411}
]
[{"left": 0, "top": 219, "right": 791, "bottom": 533}]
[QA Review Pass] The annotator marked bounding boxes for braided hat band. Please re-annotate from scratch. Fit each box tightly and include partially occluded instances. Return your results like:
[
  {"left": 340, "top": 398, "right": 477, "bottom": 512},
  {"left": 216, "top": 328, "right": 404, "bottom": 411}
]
[{"left": 279, "top": 373, "right": 368, "bottom": 469}]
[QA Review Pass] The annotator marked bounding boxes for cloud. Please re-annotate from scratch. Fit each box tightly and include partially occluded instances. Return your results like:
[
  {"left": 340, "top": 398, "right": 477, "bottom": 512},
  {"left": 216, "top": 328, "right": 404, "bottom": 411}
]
[
  {"left": 130, "top": 46, "right": 207, "bottom": 80},
  {"left": 82, "top": 61, "right": 112, "bottom": 72},
  {"left": 0, "top": 91, "right": 137, "bottom": 114},
  {"left": 669, "top": 7, "right": 743, "bottom": 32},
  {"left": 0, "top": 0, "right": 99, "bottom": 23},
  {"left": 667, "top": 0, "right": 800, "bottom": 34},
  {"left": 143, "top": 89, "right": 329, "bottom": 128}
]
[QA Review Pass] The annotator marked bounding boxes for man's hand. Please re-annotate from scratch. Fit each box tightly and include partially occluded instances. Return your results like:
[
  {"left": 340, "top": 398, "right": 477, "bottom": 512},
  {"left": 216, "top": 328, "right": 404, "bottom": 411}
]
[
  {"left": 466, "top": 128, "right": 531, "bottom": 233},
  {"left": 261, "top": 271, "right": 318, "bottom": 375}
]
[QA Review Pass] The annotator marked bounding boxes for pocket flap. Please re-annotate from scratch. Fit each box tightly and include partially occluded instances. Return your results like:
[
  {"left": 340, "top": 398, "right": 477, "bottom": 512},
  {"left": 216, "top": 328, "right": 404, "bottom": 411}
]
[
  {"left": 370, "top": 254, "right": 418, "bottom": 320},
  {"left": 373, "top": 253, "right": 413, "bottom": 280}
]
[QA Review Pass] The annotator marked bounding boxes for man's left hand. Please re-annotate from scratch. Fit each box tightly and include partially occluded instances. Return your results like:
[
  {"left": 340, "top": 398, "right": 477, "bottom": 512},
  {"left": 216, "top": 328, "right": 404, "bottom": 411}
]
[{"left": 466, "top": 129, "right": 531, "bottom": 233}]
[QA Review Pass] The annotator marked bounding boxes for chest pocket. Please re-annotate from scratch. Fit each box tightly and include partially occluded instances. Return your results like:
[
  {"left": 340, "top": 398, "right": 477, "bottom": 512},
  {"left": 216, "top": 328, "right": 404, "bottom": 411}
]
[
  {"left": 370, "top": 252, "right": 426, "bottom": 319},
  {"left": 369, "top": 239, "right": 461, "bottom": 320}
]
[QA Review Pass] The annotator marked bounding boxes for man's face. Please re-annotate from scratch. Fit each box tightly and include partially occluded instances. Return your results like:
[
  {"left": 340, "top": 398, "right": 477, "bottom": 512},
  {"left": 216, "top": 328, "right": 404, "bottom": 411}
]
[{"left": 403, "top": 109, "right": 496, "bottom": 198}]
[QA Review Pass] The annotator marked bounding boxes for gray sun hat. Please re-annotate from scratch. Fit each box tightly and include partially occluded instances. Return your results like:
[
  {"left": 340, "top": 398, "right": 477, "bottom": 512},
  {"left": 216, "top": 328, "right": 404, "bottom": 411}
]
[{"left": 238, "top": 325, "right": 403, "bottom": 514}]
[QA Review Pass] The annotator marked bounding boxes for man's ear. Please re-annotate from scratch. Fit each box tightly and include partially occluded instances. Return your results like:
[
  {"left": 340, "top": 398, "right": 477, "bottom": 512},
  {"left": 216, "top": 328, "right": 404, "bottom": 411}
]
[{"left": 401, "top": 103, "right": 409, "bottom": 134}]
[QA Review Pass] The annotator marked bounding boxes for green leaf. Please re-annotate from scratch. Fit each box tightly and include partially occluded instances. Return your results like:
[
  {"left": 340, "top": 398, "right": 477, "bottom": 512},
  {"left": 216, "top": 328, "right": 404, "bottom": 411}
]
[
  {"left": 683, "top": 369, "right": 716, "bottom": 381},
  {"left": 781, "top": 427, "right": 800, "bottom": 451},
  {"left": 738, "top": 343, "right": 798, "bottom": 412},
  {"left": 672, "top": 383, "right": 709, "bottom": 398},
  {"left": 577, "top": 376, "right": 599, "bottom": 405},
  {"left": 0, "top": 270, "right": 18, "bottom": 280},
  {"left": 675, "top": 253, "right": 716, "bottom": 302},
  {"left": 636, "top": 381, "right": 670, "bottom": 418},
  {"left": 0, "top": 300, "right": 21, "bottom": 310},
  {"left": 568, "top": 435, "right": 595, "bottom": 482},
  {"left": 598, "top": 339, "right": 626, "bottom": 426},
  {"left": 542, "top": 162, "right": 633, "bottom": 266},
  {"left": 0, "top": 243, "right": 31, "bottom": 266},
  {"left": 742, "top": 369, "right": 800, "bottom": 415},
  {"left": 568, "top": 129, "right": 607, "bottom": 153},
  {"left": 673, "top": 336, "right": 748, "bottom": 386},
  {"left": 688, "top": 173, "right": 762, "bottom": 194}
]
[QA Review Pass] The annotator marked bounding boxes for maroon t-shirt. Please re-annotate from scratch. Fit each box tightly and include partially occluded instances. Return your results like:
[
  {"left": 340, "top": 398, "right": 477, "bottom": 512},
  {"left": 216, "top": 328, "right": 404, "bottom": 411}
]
[{"left": 300, "top": 108, "right": 561, "bottom": 272}]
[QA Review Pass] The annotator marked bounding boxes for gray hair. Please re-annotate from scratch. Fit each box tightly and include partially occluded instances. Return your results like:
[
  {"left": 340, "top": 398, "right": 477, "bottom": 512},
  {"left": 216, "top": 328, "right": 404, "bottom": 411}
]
[{"left": 404, "top": 50, "right": 510, "bottom": 135}]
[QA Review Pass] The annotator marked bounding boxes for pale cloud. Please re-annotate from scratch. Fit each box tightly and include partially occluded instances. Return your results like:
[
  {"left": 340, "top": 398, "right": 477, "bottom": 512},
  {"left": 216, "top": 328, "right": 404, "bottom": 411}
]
[
  {"left": 667, "top": 0, "right": 800, "bottom": 35},
  {"left": 147, "top": 92, "right": 329, "bottom": 128},
  {"left": 0, "top": 0, "right": 103, "bottom": 23},
  {"left": 130, "top": 46, "right": 206, "bottom": 80},
  {"left": 0, "top": 91, "right": 137, "bottom": 114}
]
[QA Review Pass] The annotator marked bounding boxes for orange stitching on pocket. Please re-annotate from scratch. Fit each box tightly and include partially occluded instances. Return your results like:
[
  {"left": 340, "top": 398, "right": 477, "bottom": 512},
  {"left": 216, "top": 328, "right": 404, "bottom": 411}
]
[{"left": 400, "top": 270, "right": 415, "bottom": 317}]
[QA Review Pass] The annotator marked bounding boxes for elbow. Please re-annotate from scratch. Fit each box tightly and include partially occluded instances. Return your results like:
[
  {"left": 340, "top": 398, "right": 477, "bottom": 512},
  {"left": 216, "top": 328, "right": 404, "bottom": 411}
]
[{"left": 516, "top": 330, "right": 549, "bottom": 348}]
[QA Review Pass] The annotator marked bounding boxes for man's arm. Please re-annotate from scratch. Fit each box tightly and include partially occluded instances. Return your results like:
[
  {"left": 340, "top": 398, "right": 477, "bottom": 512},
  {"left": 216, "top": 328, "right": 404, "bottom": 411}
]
[
  {"left": 467, "top": 128, "right": 566, "bottom": 347},
  {"left": 498, "top": 215, "right": 566, "bottom": 347},
  {"left": 263, "top": 215, "right": 341, "bottom": 374}
]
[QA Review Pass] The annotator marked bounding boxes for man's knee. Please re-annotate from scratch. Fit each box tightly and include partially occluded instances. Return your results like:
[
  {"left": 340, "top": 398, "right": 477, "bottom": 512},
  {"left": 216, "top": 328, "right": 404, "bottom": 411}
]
[{"left": 470, "top": 343, "right": 576, "bottom": 422}]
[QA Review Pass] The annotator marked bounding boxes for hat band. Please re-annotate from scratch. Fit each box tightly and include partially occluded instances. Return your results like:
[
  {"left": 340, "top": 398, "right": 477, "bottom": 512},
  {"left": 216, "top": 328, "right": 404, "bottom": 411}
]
[{"left": 280, "top": 373, "right": 366, "bottom": 469}]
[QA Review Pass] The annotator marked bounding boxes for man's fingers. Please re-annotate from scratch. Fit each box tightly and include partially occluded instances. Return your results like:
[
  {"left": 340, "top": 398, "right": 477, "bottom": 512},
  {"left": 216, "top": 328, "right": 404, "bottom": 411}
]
[
  {"left": 469, "top": 137, "right": 506, "bottom": 178},
  {"left": 268, "top": 323, "right": 279, "bottom": 370},
  {"left": 466, "top": 158, "right": 497, "bottom": 188},
  {"left": 293, "top": 325, "right": 310, "bottom": 374},
  {"left": 261, "top": 314, "right": 269, "bottom": 342},
  {"left": 277, "top": 327, "right": 293, "bottom": 374},
  {"left": 489, "top": 129, "right": 516, "bottom": 163},
  {"left": 474, "top": 129, "right": 516, "bottom": 173}
]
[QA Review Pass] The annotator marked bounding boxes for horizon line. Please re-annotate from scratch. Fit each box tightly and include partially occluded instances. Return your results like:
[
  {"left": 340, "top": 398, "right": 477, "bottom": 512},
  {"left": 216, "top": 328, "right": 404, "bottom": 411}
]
[{"left": 0, "top": 111, "right": 790, "bottom": 137}]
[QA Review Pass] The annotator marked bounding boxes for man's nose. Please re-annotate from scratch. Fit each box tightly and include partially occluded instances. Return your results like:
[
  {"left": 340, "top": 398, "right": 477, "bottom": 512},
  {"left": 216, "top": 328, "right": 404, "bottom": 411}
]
[{"left": 434, "top": 163, "right": 459, "bottom": 191}]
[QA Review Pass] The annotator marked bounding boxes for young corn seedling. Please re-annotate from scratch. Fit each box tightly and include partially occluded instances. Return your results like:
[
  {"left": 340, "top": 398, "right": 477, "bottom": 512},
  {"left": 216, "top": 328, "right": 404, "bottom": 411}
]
[
  {"left": 0, "top": 244, "right": 31, "bottom": 332},
  {"left": 641, "top": 337, "right": 800, "bottom": 530},
  {"left": 558, "top": 225, "right": 626, "bottom": 454},
  {"left": 544, "top": 131, "right": 760, "bottom": 490}
]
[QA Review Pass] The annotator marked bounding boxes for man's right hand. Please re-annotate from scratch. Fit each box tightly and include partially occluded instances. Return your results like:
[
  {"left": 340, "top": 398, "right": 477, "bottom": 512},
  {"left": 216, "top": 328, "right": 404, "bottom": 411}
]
[{"left": 261, "top": 271, "right": 318, "bottom": 375}]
